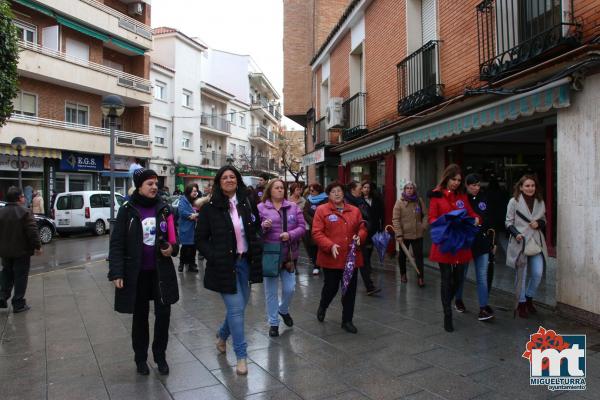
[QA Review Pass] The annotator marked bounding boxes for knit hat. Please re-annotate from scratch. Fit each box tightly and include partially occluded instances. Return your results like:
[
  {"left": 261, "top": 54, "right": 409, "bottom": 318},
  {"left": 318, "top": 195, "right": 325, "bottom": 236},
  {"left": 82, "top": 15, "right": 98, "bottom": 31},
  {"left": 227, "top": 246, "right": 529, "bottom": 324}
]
[
  {"left": 133, "top": 168, "right": 158, "bottom": 188},
  {"left": 465, "top": 173, "right": 481, "bottom": 186}
]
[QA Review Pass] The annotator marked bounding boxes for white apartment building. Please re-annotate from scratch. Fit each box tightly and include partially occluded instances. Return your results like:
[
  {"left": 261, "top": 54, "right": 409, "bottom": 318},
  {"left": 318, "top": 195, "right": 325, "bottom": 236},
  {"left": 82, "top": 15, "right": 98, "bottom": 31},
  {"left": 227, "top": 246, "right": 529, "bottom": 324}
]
[
  {"left": 0, "top": 0, "right": 153, "bottom": 209},
  {"left": 149, "top": 27, "right": 207, "bottom": 192}
]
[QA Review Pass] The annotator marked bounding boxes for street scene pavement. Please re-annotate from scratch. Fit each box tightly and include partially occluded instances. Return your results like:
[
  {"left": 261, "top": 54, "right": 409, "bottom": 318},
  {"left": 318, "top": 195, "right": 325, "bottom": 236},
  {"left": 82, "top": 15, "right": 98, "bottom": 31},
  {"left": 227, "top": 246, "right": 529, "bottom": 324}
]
[{"left": 1, "top": 241, "right": 599, "bottom": 400}]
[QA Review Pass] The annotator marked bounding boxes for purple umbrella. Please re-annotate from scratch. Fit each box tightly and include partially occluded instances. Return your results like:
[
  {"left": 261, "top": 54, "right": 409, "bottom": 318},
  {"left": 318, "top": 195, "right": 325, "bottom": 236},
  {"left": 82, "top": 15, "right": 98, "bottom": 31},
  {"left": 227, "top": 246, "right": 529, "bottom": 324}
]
[
  {"left": 342, "top": 241, "right": 357, "bottom": 296},
  {"left": 372, "top": 227, "right": 392, "bottom": 263}
]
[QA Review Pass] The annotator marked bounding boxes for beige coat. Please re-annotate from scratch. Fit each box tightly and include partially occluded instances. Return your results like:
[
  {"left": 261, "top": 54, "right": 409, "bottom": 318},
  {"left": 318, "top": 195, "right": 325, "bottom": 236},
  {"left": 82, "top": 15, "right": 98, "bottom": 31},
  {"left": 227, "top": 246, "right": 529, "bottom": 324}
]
[
  {"left": 392, "top": 197, "right": 428, "bottom": 240},
  {"left": 32, "top": 195, "right": 44, "bottom": 214},
  {"left": 505, "top": 195, "right": 548, "bottom": 268}
]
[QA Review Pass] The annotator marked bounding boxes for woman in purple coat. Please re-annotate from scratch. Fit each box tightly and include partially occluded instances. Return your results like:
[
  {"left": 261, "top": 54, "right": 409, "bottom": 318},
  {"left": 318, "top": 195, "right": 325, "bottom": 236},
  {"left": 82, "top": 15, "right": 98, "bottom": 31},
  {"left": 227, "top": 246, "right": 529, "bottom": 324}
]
[{"left": 258, "top": 179, "right": 306, "bottom": 337}]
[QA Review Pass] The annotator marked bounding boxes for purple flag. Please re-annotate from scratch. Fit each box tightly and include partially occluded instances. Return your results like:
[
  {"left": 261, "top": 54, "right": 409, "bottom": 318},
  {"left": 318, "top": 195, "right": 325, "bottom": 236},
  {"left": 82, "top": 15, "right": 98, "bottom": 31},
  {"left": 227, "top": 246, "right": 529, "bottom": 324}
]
[{"left": 342, "top": 241, "right": 357, "bottom": 295}]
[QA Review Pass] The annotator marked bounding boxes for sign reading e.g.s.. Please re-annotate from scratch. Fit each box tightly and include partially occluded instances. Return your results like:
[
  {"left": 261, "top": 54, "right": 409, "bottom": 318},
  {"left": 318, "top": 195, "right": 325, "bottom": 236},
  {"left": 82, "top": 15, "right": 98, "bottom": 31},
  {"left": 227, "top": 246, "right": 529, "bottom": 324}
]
[{"left": 60, "top": 152, "right": 103, "bottom": 171}]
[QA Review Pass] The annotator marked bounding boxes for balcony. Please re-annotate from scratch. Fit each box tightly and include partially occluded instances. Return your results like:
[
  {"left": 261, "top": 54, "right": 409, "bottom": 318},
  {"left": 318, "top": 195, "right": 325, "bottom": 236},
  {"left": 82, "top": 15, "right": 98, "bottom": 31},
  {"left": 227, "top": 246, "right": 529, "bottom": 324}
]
[
  {"left": 251, "top": 96, "right": 282, "bottom": 122},
  {"left": 397, "top": 41, "right": 444, "bottom": 115},
  {"left": 476, "top": 0, "right": 582, "bottom": 81},
  {"left": 1, "top": 113, "right": 151, "bottom": 157},
  {"left": 314, "top": 116, "right": 340, "bottom": 147},
  {"left": 200, "top": 151, "right": 230, "bottom": 169},
  {"left": 41, "top": 0, "right": 152, "bottom": 50},
  {"left": 200, "top": 114, "right": 231, "bottom": 136},
  {"left": 18, "top": 41, "right": 152, "bottom": 105},
  {"left": 249, "top": 125, "right": 276, "bottom": 147},
  {"left": 342, "top": 93, "right": 367, "bottom": 142}
]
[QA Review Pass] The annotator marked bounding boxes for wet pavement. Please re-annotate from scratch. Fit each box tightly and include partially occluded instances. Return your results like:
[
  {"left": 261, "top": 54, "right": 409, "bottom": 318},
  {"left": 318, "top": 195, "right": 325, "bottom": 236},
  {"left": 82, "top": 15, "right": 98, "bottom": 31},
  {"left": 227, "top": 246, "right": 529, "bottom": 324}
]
[
  {"left": 31, "top": 234, "right": 109, "bottom": 275},
  {"left": 2, "top": 251, "right": 599, "bottom": 400}
]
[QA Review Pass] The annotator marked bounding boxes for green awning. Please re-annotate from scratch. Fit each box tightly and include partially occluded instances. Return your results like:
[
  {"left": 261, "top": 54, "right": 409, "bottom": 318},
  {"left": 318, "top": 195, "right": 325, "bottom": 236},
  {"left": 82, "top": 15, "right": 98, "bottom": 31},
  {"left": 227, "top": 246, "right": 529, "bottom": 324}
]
[
  {"left": 13, "top": 0, "right": 54, "bottom": 17},
  {"left": 398, "top": 83, "right": 570, "bottom": 146},
  {"left": 56, "top": 15, "right": 109, "bottom": 42},
  {"left": 110, "top": 37, "right": 145, "bottom": 55},
  {"left": 340, "top": 136, "right": 395, "bottom": 165}
]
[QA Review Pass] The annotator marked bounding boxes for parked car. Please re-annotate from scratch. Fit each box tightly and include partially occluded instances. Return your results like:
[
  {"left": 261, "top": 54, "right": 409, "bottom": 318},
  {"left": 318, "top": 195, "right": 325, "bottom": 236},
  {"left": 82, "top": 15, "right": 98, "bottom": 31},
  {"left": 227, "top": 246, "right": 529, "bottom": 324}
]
[
  {"left": 52, "top": 191, "right": 126, "bottom": 236},
  {"left": 0, "top": 201, "right": 57, "bottom": 244}
]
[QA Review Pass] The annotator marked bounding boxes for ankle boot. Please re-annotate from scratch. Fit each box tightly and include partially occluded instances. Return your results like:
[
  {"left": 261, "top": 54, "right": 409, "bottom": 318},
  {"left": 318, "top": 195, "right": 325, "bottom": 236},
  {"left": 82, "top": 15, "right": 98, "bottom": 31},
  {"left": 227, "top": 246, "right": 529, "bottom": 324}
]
[
  {"left": 518, "top": 302, "right": 528, "bottom": 318},
  {"left": 444, "top": 314, "right": 454, "bottom": 332},
  {"left": 178, "top": 264, "right": 185, "bottom": 272},
  {"left": 525, "top": 296, "right": 537, "bottom": 314}
]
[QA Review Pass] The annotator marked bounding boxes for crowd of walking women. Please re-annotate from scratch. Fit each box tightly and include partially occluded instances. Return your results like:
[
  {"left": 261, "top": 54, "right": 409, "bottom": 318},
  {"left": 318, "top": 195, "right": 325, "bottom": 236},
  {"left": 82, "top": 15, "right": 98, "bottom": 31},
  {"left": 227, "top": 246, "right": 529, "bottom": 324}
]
[{"left": 108, "top": 163, "right": 548, "bottom": 376}]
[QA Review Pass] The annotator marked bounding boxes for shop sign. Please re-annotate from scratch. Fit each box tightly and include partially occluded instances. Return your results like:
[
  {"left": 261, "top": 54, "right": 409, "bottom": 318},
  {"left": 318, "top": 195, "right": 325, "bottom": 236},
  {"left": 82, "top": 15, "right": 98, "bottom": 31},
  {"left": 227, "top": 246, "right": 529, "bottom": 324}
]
[
  {"left": 176, "top": 165, "right": 217, "bottom": 177},
  {"left": 103, "top": 155, "right": 135, "bottom": 171},
  {"left": 302, "top": 148, "right": 325, "bottom": 167},
  {"left": 60, "top": 152, "right": 103, "bottom": 171},
  {"left": 0, "top": 155, "right": 44, "bottom": 172}
]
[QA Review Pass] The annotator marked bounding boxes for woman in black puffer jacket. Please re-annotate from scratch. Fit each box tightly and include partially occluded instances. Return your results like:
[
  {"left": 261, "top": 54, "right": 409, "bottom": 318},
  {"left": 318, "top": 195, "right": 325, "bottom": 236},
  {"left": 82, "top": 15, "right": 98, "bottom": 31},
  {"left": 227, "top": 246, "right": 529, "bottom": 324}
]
[{"left": 195, "top": 166, "right": 262, "bottom": 376}]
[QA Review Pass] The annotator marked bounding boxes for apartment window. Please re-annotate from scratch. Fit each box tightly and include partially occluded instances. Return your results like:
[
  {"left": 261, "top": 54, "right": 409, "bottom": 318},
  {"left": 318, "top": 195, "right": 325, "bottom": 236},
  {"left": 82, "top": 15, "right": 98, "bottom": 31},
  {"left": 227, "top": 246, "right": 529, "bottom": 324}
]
[
  {"left": 229, "top": 110, "right": 236, "bottom": 124},
  {"left": 238, "top": 145, "right": 246, "bottom": 157},
  {"left": 101, "top": 117, "right": 122, "bottom": 130},
  {"left": 12, "top": 91, "right": 37, "bottom": 116},
  {"left": 154, "top": 125, "right": 167, "bottom": 147},
  {"left": 103, "top": 59, "right": 123, "bottom": 71},
  {"left": 65, "top": 38, "right": 89, "bottom": 61},
  {"left": 181, "top": 131, "right": 192, "bottom": 149},
  {"left": 14, "top": 20, "right": 37, "bottom": 43},
  {"left": 229, "top": 143, "right": 236, "bottom": 157},
  {"left": 65, "top": 102, "right": 89, "bottom": 125},
  {"left": 182, "top": 89, "right": 192, "bottom": 108},
  {"left": 239, "top": 113, "right": 246, "bottom": 128},
  {"left": 154, "top": 80, "right": 166, "bottom": 101}
]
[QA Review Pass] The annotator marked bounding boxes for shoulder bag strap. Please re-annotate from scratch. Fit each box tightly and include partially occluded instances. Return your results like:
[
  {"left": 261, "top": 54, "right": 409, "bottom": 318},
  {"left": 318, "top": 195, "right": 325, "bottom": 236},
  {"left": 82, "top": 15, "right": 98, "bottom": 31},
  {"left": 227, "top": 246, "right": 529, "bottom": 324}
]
[{"left": 281, "top": 207, "right": 293, "bottom": 262}]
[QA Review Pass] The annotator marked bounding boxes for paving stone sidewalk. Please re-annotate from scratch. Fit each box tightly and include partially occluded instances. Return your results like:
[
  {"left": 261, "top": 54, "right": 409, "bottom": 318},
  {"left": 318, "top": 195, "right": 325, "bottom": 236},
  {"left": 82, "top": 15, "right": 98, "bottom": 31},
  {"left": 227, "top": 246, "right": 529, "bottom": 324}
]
[{"left": 1, "top": 254, "right": 599, "bottom": 400}]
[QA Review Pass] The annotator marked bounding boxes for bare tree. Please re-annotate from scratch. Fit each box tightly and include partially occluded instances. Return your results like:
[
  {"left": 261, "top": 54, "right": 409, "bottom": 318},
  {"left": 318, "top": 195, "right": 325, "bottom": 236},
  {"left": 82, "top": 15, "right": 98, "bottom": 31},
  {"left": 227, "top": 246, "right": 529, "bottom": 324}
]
[{"left": 275, "top": 129, "right": 305, "bottom": 182}]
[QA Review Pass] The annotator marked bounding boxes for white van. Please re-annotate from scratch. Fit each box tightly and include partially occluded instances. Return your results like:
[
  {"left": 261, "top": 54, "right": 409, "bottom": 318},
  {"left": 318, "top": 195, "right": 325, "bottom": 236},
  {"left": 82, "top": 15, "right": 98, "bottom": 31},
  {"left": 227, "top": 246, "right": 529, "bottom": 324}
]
[{"left": 53, "top": 191, "right": 126, "bottom": 236}]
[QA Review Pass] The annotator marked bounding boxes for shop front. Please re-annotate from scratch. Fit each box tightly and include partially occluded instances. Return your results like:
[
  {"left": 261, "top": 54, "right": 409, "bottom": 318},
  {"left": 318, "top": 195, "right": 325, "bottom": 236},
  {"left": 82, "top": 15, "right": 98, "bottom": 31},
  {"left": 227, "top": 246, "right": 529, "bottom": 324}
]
[
  {"left": 175, "top": 165, "right": 217, "bottom": 194},
  {"left": 339, "top": 136, "right": 397, "bottom": 225},
  {"left": 99, "top": 155, "right": 136, "bottom": 196},
  {"left": 0, "top": 145, "right": 61, "bottom": 213},
  {"left": 57, "top": 151, "right": 104, "bottom": 194},
  {"left": 301, "top": 147, "right": 339, "bottom": 188},
  {"left": 396, "top": 81, "right": 570, "bottom": 306}
]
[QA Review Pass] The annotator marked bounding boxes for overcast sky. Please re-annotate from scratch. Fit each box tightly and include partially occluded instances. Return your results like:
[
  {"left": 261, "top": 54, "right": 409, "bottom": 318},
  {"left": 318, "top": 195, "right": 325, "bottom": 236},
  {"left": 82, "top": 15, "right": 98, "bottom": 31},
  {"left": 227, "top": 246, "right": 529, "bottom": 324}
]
[{"left": 152, "top": 0, "right": 302, "bottom": 130}]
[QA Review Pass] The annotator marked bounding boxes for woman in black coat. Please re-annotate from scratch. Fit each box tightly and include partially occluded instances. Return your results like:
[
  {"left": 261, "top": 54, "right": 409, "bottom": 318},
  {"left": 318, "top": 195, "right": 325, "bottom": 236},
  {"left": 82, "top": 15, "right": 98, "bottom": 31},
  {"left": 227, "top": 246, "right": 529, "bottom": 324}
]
[
  {"left": 195, "top": 166, "right": 262, "bottom": 376},
  {"left": 108, "top": 169, "right": 179, "bottom": 376}
]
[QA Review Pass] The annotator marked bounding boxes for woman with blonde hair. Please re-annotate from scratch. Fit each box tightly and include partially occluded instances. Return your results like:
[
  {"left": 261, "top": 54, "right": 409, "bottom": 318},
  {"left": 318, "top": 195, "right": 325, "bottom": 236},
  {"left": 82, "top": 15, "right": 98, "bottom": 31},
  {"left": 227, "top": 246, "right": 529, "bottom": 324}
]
[{"left": 505, "top": 174, "right": 547, "bottom": 318}]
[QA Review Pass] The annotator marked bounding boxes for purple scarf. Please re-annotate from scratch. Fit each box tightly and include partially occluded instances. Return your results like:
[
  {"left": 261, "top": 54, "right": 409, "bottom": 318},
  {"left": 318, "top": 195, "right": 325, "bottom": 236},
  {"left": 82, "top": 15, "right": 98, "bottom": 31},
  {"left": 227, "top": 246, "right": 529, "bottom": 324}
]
[{"left": 402, "top": 192, "right": 421, "bottom": 214}]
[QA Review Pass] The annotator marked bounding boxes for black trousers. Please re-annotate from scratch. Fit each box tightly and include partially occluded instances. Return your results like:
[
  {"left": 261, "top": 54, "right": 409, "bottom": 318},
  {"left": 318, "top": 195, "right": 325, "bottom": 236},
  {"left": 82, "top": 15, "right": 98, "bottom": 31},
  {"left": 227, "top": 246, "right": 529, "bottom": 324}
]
[
  {"left": 438, "top": 263, "right": 466, "bottom": 316},
  {"left": 132, "top": 270, "right": 171, "bottom": 364},
  {"left": 304, "top": 239, "right": 318, "bottom": 269},
  {"left": 360, "top": 246, "right": 375, "bottom": 291},
  {"left": 180, "top": 245, "right": 197, "bottom": 266},
  {"left": 0, "top": 256, "right": 31, "bottom": 308},
  {"left": 398, "top": 238, "right": 425, "bottom": 278},
  {"left": 319, "top": 268, "right": 358, "bottom": 323}
]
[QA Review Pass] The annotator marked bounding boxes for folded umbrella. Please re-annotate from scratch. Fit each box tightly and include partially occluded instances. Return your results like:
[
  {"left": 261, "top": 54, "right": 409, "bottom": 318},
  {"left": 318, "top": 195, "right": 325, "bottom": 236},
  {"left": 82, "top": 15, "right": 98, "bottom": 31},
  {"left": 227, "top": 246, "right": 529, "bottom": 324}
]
[
  {"left": 342, "top": 241, "right": 357, "bottom": 296},
  {"left": 371, "top": 228, "right": 392, "bottom": 263},
  {"left": 430, "top": 209, "right": 479, "bottom": 255}
]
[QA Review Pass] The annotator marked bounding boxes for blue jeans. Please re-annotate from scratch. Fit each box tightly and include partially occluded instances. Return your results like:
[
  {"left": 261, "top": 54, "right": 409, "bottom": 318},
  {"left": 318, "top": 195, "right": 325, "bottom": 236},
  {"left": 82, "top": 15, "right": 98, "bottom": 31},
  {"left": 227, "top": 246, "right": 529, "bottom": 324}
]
[
  {"left": 218, "top": 258, "right": 250, "bottom": 360},
  {"left": 517, "top": 253, "right": 544, "bottom": 302},
  {"left": 263, "top": 269, "right": 296, "bottom": 326},
  {"left": 455, "top": 253, "right": 489, "bottom": 307}
]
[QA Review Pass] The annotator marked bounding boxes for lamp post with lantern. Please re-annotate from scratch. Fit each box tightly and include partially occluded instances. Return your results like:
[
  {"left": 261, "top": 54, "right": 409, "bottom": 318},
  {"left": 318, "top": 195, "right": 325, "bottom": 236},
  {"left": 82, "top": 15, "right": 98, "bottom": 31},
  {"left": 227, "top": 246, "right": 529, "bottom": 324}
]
[
  {"left": 10, "top": 137, "right": 27, "bottom": 191},
  {"left": 101, "top": 95, "right": 125, "bottom": 233}
]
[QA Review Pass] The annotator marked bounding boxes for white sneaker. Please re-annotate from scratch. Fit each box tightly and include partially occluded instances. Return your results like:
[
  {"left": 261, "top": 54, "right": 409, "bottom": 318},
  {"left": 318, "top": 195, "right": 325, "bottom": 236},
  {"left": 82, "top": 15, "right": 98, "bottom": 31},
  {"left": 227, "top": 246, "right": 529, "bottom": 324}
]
[{"left": 312, "top": 268, "right": 320, "bottom": 276}]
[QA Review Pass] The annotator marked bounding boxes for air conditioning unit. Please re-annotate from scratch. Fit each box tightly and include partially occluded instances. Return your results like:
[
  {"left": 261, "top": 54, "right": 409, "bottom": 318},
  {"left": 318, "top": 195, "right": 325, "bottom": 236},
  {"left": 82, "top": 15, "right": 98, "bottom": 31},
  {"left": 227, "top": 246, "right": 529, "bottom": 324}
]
[
  {"left": 326, "top": 97, "right": 344, "bottom": 129},
  {"left": 128, "top": 2, "right": 144, "bottom": 16}
]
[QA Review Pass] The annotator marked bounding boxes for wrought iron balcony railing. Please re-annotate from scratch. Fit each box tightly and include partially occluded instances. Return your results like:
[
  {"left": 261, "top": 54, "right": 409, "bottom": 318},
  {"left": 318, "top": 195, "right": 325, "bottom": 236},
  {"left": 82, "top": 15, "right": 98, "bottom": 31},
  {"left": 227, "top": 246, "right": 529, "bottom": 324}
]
[
  {"left": 397, "top": 40, "right": 444, "bottom": 115},
  {"left": 200, "top": 151, "right": 230, "bottom": 168},
  {"left": 342, "top": 92, "right": 367, "bottom": 142},
  {"left": 314, "top": 116, "right": 340, "bottom": 147},
  {"left": 200, "top": 114, "right": 231, "bottom": 134},
  {"left": 476, "top": 0, "right": 582, "bottom": 81}
]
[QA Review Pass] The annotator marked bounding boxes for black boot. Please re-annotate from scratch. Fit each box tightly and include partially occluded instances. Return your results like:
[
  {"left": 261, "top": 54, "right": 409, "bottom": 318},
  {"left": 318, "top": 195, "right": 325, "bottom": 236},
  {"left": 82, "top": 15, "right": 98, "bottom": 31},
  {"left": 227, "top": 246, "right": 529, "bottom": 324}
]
[
  {"left": 444, "top": 315, "right": 454, "bottom": 332},
  {"left": 136, "top": 362, "right": 150, "bottom": 375},
  {"left": 525, "top": 296, "right": 537, "bottom": 314},
  {"left": 188, "top": 264, "right": 199, "bottom": 273},
  {"left": 317, "top": 306, "right": 326, "bottom": 322},
  {"left": 156, "top": 360, "right": 169, "bottom": 375},
  {"left": 178, "top": 264, "right": 185, "bottom": 272}
]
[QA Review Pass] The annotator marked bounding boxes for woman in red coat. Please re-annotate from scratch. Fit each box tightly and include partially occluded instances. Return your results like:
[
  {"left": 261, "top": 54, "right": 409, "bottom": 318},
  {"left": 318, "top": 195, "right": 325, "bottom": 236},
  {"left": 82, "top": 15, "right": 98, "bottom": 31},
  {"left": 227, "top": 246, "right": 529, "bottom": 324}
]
[
  {"left": 428, "top": 164, "right": 479, "bottom": 332},
  {"left": 312, "top": 181, "right": 368, "bottom": 334}
]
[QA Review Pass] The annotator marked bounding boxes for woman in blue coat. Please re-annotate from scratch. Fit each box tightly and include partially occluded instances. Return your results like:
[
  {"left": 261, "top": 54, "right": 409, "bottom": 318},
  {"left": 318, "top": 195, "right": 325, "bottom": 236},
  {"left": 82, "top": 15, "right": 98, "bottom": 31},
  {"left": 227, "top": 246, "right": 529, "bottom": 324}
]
[{"left": 178, "top": 184, "right": 199, "bottom": 272}]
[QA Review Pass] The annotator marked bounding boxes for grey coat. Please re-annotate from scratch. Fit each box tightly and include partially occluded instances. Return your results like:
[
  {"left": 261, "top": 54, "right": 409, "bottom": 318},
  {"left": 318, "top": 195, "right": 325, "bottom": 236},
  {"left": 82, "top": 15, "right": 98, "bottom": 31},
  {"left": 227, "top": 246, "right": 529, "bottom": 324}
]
[{"left": 505, "top": 195, "right": 548, "bottom": 268}]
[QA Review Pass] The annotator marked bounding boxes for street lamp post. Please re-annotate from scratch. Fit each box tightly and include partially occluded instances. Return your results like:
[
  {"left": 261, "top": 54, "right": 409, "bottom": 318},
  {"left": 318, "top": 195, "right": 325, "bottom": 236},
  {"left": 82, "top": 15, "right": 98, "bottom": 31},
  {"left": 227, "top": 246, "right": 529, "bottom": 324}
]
[
  {"left": 101, "top": 95, "right": 125, "bottom": 234},
  {"left": 10, "top": 137, "right": 27, "bottom": 191}
]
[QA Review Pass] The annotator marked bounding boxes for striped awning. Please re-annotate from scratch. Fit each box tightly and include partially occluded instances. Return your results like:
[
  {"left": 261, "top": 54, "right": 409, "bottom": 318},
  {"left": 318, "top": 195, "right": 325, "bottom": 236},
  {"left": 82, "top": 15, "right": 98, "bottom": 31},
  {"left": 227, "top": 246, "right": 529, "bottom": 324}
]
[
  {"left": 340, "top": 136, "right": 395, "bottom": 166},
  {"left": 0, "top": 145, "right": 61, "bottom": 159},
  {"left": 398, "top": 82, "right": 571, "bottom": 147}
]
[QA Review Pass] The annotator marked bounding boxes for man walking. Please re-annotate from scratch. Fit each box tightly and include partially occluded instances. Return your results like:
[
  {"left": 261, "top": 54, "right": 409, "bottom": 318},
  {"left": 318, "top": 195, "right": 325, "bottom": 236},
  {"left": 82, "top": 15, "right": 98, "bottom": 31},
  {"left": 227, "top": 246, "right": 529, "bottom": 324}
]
[{"left": 0, "top": 186, "right": 41, "bottom": 313}]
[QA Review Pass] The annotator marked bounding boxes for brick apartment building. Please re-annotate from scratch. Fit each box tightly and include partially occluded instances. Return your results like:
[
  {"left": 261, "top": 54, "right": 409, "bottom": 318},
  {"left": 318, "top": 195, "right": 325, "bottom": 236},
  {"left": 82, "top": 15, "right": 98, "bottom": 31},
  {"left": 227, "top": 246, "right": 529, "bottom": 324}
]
[
  {"left": 285, "top": 0, "right": 600, "bottom": 324},
  {"left": 0, "top": 0, "right": 153, "bottom": 209}
]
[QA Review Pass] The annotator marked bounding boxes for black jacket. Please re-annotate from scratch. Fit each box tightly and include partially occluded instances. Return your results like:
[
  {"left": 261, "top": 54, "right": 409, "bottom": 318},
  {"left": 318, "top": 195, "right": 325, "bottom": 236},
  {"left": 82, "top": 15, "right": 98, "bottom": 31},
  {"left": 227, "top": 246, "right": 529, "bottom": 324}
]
[
  {"left": 108, "top": 200, "right": 180, "bottom": 313},
  {"left": 467, "top": 191, "right": 494, "bottom": 257},
  {"left": 364, "top": 196, "right": 385, "bottom": 239},
  {"left": 195, "top": 191, "right": 263, "bottom": 294},
  {"left": 0, "top": 203, "right": 40, "bottom": 258}
]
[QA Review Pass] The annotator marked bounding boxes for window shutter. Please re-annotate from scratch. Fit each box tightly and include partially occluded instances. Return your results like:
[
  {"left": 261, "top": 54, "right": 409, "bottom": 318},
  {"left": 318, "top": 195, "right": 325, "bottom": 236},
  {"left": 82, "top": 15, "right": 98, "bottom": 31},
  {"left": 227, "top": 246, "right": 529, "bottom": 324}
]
[{"left": 421, "top": 0, "right": 437, "bottom": 44}]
